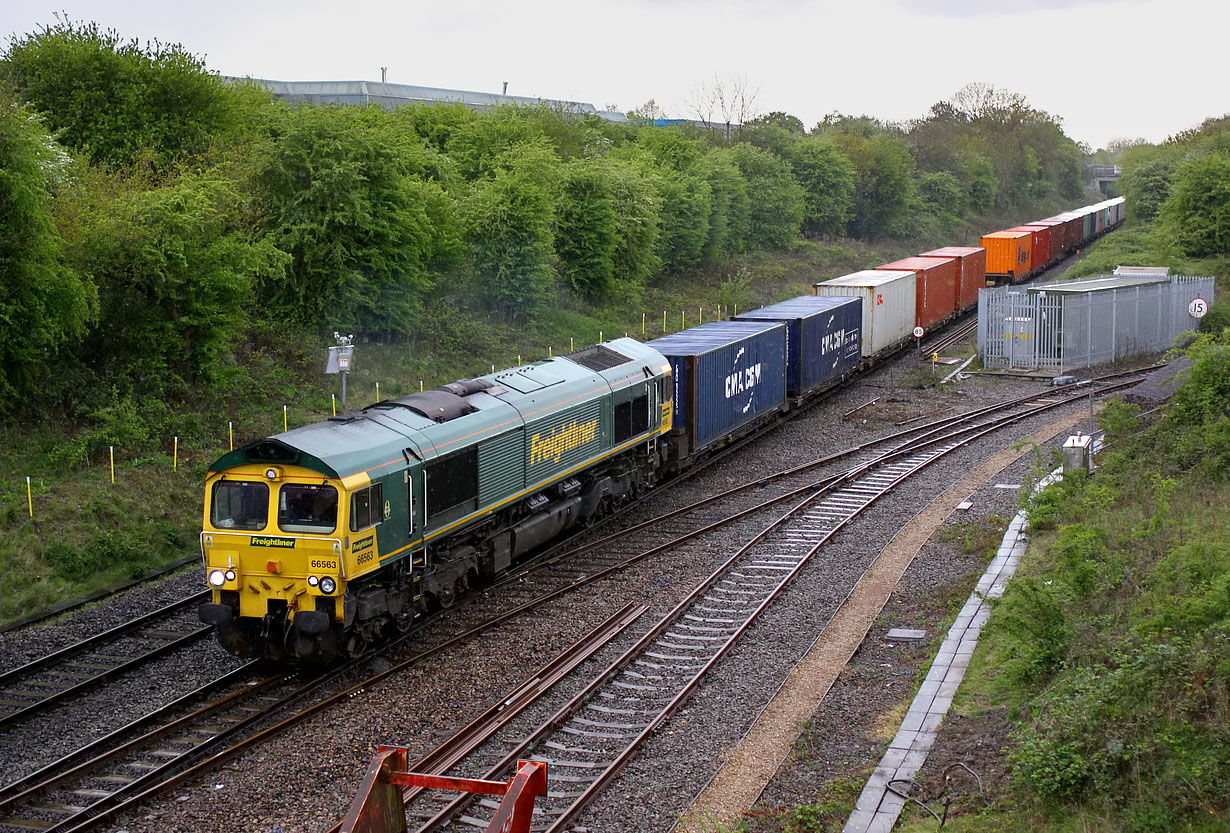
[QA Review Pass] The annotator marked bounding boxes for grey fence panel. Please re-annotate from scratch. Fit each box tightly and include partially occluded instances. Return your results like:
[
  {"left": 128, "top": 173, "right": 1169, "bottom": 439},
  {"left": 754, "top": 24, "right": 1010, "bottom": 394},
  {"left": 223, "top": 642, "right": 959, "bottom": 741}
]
[{"left": 977, "top": 277, "right": 1214, "bottom": 371}]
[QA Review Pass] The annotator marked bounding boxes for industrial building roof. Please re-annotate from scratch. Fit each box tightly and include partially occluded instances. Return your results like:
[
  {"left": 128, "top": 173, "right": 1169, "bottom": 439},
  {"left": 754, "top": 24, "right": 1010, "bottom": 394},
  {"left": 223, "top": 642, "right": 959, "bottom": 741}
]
[{"left": 229, "top": 77, "right": 627, "bottom": 121}]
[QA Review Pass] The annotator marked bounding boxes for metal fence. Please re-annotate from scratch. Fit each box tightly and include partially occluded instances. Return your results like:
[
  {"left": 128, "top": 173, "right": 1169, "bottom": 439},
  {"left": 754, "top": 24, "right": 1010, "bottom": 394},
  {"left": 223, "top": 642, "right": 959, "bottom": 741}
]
[{"left": 977, "top": 277, "right": 1214, "bottom": 371}]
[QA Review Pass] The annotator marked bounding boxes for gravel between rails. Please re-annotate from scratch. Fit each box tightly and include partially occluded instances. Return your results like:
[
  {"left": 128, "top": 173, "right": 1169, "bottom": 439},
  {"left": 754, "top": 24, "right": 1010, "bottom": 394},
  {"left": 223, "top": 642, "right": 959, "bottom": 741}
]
[
  {"left": 738, "top": 439, "right": 1060, "bottom": 832},
  {"left": 40, "top": 348, "right": 1082, "bottom": 833},
  {"left": 0, "top": 567, "right": 204, "bottom": 670}
]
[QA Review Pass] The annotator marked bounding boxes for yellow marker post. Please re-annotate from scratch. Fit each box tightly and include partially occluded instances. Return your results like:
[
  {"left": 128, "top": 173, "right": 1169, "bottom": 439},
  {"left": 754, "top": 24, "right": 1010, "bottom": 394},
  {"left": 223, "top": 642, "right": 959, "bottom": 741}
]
[
  {"left": 699, "top": 306, "right": 703, "bottom": 324},
  {"left": 228, "top": 421, "right": 233, "bottom": 451},
  {"left": 599, "top": 330, "right": 603, "bottom": 343},
  {"left": 663, "top": 310, "right": 667, "bottom": 333},
  {"left": 332, "top": 394, "right": 337, "bottom": 416},
  {"left": 110, "top": 446, "right": 115, "bottom": 484},
  {"left": 734, "top": 304, "right": 738, "bottom": 317},
  {"left": 375, "top": 382, "right": 380, "bottom": 402},
  {"left": 642, "top": 312, "right": 646, "bottom": 336},
  {"left": 26, "top": 476, "right": 32, "bottom": 518},
  {"left": 419, "top": 380, "right": 424, "bottom": 391},
  {"left": 517, "top": 355, "right": 521, "bottom": 365},
  {"left": 548, "top": 346, "right": 552, "bottom": 358},
  {"left": 570, "top": 337, "right": 574, "bottom": 351},
  {"left": 682, "top": 311, "right": 686, "bottom": 330},
  {"left": 283, "top": 405, "right": 288, "bottom": 432},
  {"left": 173, "top": 436, "right": 178, "bottom": 472}
]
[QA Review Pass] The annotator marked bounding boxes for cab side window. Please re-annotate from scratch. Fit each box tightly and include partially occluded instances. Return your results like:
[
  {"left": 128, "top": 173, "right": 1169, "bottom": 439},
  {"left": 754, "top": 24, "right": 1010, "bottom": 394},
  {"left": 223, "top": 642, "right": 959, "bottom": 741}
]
[{"left": 350, "top": 481, "right": 384, "bottom": 531}]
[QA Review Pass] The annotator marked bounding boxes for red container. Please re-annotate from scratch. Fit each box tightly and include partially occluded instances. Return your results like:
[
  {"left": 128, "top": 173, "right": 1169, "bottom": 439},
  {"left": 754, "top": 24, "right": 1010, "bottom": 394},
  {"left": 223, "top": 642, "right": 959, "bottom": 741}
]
[
  {"left": 1025, "top": 219, "right": 1066, "bottom": 264},
  {"left": 875, "top": 256, "right": 959, "bottom": 330},
  {"left": 920, "top": 247, "right": 986, "bottom": 311},
  {"left": 1041, "top": 214, "right": 1081, "bottom": 252},
  {"left": 1008, "top": 226, "right": 1052, "bottom": 270}
]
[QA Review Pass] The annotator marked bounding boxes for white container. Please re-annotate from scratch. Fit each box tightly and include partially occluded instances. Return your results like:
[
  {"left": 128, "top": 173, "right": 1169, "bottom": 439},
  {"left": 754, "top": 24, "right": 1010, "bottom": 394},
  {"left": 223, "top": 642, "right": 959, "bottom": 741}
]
[{"left": 814, "top": 270, "right": 917, "bottom": 358}]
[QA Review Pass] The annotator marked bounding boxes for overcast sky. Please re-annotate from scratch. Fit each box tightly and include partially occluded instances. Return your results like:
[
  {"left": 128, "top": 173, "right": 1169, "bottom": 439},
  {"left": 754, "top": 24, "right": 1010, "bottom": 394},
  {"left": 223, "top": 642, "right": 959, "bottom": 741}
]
[{"left": 4, "top": 0, "right": 1224, "bottom": 149}]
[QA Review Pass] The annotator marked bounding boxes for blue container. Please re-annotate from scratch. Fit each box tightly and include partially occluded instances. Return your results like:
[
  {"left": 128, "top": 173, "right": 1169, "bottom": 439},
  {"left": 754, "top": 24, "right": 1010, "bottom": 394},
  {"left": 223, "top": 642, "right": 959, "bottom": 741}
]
[
  {"left": 647, "top": 320, "right": 787, "bottom": 453},
  {"left": 735, "top": 296, "right": 862, "bottom": 395}
]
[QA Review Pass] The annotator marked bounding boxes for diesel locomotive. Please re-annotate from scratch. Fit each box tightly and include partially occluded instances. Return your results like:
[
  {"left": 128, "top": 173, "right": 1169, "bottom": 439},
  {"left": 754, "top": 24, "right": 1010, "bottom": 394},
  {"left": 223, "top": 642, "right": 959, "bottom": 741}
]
[{"left": 199, "top": 338, "right": 673, "bottom": 662}]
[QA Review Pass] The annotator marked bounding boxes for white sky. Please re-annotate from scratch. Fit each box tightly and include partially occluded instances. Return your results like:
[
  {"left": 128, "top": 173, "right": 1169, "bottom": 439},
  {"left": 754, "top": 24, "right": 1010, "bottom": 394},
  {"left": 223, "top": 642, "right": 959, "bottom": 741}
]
[{"left": 4, "top": 0, "right": 1225, "bottom": 149}]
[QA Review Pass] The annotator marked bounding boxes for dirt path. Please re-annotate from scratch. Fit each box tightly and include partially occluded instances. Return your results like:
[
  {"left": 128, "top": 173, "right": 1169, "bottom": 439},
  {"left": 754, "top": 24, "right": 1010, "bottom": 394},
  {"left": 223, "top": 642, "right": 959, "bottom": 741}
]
[{"left": 673, "top": 409, "right": 1091, "bottom": 833}]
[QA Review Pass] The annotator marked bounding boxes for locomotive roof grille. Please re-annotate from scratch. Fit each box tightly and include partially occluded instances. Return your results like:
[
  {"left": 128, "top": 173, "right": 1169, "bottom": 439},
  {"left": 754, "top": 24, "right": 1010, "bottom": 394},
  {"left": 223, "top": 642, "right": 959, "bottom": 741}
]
[
  {"left": 565, "top": 344, "right": 632, "bottom": 371},
  {"left": 372, "top": 390, "right": 476, "bottom": 423}
]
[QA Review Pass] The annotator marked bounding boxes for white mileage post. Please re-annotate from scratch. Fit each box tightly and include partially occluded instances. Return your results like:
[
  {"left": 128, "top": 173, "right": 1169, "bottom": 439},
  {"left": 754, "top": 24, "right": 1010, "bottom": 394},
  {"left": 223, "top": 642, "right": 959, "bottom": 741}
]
[{"left": 1189, "top": 297, "right": 1209, "bottom": 319}]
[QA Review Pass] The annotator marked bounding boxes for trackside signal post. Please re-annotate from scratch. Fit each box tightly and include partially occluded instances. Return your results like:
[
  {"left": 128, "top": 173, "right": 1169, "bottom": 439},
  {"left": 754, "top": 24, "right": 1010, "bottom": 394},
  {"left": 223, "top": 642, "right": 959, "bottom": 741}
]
[{"left": 327, "top": 332, "right": 355, "bottom": 408}]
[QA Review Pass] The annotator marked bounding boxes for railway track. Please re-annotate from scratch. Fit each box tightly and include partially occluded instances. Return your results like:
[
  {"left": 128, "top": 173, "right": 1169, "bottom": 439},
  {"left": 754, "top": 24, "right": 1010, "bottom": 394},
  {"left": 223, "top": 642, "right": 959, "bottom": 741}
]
[
  {"left": 1, "top": 375, "right": 1143, "bottom": 832},
  {"left": 323, "top": 375, "right": 1144, "bottom": 832},
  {"left": 0, "top": 592, "right": 210, "bottom": 731}
]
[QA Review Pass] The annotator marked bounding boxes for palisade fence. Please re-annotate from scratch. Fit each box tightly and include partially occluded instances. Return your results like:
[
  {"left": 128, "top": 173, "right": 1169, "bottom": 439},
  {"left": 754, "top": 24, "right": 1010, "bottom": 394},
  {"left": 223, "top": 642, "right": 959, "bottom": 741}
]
[{"left": 977, "top": 276, "right": 1214, "bottom": 371}]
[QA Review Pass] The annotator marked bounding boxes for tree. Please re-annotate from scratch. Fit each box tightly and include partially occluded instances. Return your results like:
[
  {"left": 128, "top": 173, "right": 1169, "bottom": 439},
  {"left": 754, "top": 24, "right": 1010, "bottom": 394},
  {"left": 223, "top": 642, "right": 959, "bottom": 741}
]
[
  {"left": 696, "top": 149, "right": 750, "bottom": 261},
  {"left": 727, "top": 143, "right": 804, "bottom": 249},
  {"left": 833, "top": 132, "right": 915, "bottom": 239},
  {"left": 787, "top": 138, "right": 854, "bottom": 237},
  {"left": 73, "top": 174, "right": 287, "bottom": 389},
  {"left": 1161, "top": 153, "right": 1230, "bottom": 256},
  {"left": 687, "top": 74, "right": 760, "bottom": 137},
  {"left": 0, "top": 92, "right": 96, "bottom": 400},
  {"left": 461, "top": 143, "right": 560, "bottom": 316},
  {"left": 252, "top": 106, "right": 458, "bottom": 336},
  {"left": 2, "top": 17, "right": 265, "bottom": 170}
]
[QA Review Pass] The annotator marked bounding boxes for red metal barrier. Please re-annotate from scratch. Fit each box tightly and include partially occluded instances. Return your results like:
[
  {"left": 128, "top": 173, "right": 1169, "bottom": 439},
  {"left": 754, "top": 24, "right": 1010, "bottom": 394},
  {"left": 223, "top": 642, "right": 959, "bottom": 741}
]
[{"left": 339, "top": 745, "right": 548, "bottom": 833}]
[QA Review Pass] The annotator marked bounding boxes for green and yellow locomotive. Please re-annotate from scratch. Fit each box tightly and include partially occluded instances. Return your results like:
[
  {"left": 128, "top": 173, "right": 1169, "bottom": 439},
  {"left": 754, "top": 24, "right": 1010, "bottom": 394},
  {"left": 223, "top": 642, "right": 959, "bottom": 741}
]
[{"left": 199, "top": 339, "right": 672, "bottom": 662}]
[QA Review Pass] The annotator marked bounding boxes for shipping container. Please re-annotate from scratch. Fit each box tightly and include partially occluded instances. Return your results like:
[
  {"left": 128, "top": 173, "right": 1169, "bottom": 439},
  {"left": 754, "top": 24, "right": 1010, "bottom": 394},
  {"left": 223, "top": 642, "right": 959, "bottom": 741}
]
[
  {"left": 1042, "top": 213, "right": 1082, "bottom": 253},
  {"left": 1077, "top": 206, "right": 1096, "bottom": 242},
  {"left": 920, "top": 246, "right": 986, "bottom": 311},
  {"left": 814, "top": 270, "right": 916, "bottom": 357},
  {"left": 876, "top": 256, "right": 960, "bottom": 328},
  {"left": 1009, "top": 226, "right": 1053, "bottom": 270},
  {"left": 980, "top": 230, "right": 1033, "bottom": 283},
  {"left": 646, "top": 320, "right": 787, "bottom": 454},
  {"left": 1023, "top": 221, "right": 1065, "bottom": 265},
  {"left": 735, "top": 296, "right": 861, "bottom": 396}
]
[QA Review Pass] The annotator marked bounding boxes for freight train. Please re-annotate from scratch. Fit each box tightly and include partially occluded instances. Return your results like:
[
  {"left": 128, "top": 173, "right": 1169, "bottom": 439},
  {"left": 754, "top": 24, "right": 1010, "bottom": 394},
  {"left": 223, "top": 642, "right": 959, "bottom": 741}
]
[{"left": 198, "top": 196, "right": 1124, "bottom": 662}]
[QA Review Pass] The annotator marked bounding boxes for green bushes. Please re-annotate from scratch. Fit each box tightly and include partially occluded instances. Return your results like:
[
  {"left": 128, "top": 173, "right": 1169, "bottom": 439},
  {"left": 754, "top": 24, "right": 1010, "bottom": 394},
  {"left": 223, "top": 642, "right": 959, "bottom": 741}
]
[
  {"left": 0, "top": 88, "right": 96, "bottom": 401},
  {"left": 985, "top": 338, "right": 1230, "bottom": 827}
]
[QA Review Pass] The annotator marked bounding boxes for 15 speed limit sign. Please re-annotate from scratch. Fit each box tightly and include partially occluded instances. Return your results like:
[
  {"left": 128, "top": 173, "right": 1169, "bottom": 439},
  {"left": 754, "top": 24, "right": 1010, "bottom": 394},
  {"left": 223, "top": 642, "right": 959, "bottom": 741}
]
[{"left": 1189, "top": 297, "right": 1209, "bottom": 319}]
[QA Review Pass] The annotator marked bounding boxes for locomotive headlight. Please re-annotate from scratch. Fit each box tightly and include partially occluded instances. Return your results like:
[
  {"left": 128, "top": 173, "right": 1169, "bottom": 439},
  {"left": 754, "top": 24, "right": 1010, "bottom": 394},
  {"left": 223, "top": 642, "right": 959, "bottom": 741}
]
[
  {"left": 225, "top": 570, "right": 236, "bottom": 582},
  {"left": 307, "top": 575, "right": 319, "bottom": 587},
  {"left": 319, "top": 576, "right": 337, "bottom": 594},
  {"left": 209, "top": 569, "right": 227, "bottom": 588}
]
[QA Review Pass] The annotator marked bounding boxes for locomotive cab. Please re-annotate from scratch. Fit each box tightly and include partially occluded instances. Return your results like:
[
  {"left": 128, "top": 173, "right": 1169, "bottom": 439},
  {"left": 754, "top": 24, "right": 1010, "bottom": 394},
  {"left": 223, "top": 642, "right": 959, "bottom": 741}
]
[{"left": 199, "top": 463, "right": 354, "bottom": 661}]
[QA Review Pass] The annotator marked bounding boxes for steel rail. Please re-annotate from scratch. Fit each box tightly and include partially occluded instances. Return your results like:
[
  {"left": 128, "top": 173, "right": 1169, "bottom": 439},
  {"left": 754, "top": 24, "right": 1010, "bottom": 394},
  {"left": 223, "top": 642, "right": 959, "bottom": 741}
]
[
  {"left": 0, "top": 592, "right": 207, "bottom": 689},
  {"left": 44, "top": 601, "right": 649, "bottom": 833},
  {"left": 0, "top": 626, "right": 212, "bottom": 731},
  {"left": 0, "top": 557, "right": 201, "bottom": 636},
  {"left": 494, "top": 374, "right": 1130, "bottom": 587},
  {"left": 22, "top": 377, "right": 1145, "bottom": 832},
  {"left": 406, "top": 375, "right": 1146, "bottom": 833},
  {"left": 0, "top": 662, "right": 264, "bottom": 802}
]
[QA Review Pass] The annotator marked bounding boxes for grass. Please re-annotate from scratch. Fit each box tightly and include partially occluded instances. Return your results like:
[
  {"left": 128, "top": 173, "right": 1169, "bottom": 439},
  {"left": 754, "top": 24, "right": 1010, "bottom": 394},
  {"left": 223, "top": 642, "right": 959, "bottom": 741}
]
[{"left": 914, "top": 380, "right": 1230, "bottom": 830}]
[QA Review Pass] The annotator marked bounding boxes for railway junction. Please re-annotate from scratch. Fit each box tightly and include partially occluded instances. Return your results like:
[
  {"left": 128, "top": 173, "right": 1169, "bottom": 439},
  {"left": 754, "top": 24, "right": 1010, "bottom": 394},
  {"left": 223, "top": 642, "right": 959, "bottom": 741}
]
[{"left": 0, "top": 336, "right": 1164, "bottom": 833}]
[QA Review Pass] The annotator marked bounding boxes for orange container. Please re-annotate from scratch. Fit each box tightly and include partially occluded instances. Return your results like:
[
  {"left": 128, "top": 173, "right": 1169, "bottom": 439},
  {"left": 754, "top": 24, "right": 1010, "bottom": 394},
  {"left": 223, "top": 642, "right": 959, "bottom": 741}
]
[
  {"left": 875, "top": 256, "right": 959, "bottom": 329},
  {"left": 1010, "top": 225, "right": 1052, "bottom": 271},
  {"left": 980, "top": 230, "right": 1033, "bottom": 283},
  {"left": 920, "top": 246, "right": 986, "bottom": 311}
]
